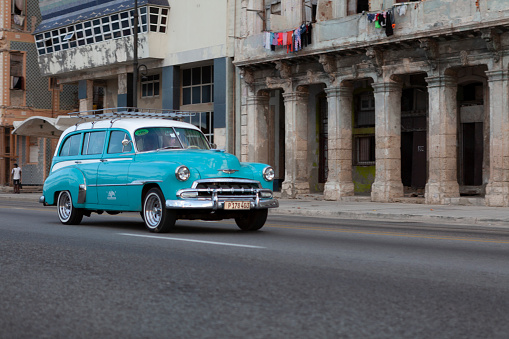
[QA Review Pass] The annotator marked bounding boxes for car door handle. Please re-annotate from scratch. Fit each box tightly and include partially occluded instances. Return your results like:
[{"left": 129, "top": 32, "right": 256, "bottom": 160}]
[
  {"left": 75, "top": 161, "right": 81, "bottom": 164},
  {"left": 100, "top": 159, "right": 107, "bottom": 162}
]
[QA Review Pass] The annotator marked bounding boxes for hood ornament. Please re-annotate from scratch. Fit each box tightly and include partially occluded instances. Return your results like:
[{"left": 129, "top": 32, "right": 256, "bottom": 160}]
[{"left": 219, "top": 169, "right": 238, "bottom": 174}]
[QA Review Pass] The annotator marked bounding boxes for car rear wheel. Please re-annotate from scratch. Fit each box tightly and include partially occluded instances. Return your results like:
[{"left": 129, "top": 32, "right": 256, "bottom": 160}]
[
  {"left": 143, "top": 188, "right": 176, "bottom": 233},
  {"left": 235, "top": 209, "right": 268, "bottom": 231},
  {"left": 57, "top": 190, "right": 83, "bottom": 225}
]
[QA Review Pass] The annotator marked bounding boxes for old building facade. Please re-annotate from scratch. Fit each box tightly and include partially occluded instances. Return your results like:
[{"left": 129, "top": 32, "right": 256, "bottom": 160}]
[
  {"left": 234, "top": 0, "right": 509, "bottom": 206},
  {"left": 0, "top": 0, "right": 77, "bottom": 187},
  {"left": 32, "top": 0, "right": 237, "bottom": 150}
]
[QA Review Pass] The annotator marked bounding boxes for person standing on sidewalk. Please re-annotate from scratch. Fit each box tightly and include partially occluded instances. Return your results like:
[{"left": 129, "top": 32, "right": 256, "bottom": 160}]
[{"left": 11, "top": 163, "right": 22, "bottom": 194}]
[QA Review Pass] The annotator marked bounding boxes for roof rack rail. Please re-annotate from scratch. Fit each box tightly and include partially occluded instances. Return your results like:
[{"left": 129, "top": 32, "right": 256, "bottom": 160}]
[{"left": 67, "top": 107, "right": 196, "bottom": 120}]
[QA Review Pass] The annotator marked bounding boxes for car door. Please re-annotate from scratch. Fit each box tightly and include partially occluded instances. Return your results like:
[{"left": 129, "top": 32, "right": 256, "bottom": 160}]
[
  {"left": 96, "top": 130, "right": 134, "bottom": 206},
  {"left": 78, "top": 130, "right": 107, "bottom": 205}
]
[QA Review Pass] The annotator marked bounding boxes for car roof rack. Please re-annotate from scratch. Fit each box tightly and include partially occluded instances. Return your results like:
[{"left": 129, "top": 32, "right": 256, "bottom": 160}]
[{"left": 68, "top": 107, "right": 196, "bottom": 120}]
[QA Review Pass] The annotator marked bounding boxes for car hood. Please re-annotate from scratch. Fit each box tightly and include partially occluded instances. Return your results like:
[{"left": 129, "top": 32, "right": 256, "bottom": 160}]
[{"left": 137, "top": 149, "right": 254, "bottom": 179}]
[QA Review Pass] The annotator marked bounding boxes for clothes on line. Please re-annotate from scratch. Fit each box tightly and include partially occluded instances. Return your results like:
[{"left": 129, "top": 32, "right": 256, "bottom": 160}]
[{"left": 263, "top": 23, "right": 312, "bottom": 53}]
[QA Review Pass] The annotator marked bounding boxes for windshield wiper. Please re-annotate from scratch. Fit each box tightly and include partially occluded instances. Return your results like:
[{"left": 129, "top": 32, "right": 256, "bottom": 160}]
[{"left": 158, "top": 146, "right": 181, "bottom": 150}]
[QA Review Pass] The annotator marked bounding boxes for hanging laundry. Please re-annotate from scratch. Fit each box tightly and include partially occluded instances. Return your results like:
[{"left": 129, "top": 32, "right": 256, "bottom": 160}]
[
  {"left": 294, "top": 28, "right": 302, "bottom": 51},
  {"left": 385, "top": 10, "right": 393, "bottom": 36},
  {"left": 378, "top": 13, "right": 386, "bottom": 28},
  {"left": 287, "top": 31, "right": 293, "bottom": 53},
  {"left": 277, "top": 32, "right": 284, "bottom": 45},
  {"left": 367, "top": 13, "right": 376, "bottom": 23},
  {"left": 374, "top": 14, "right": 381, "bottom": 28},
  {"left": 398, "top": 4, "right": 407, "bottom": 16},
  {"left": 264, "top": 32, "right": 272, "bottom": 50}
]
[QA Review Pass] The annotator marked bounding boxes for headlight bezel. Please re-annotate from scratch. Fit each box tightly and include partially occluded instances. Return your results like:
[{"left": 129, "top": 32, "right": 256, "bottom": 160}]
[
  {"left": 175, "top": 165, "right": 191, "bottom": 181},
  {"left": 262, "top": 166, "right": 275, "bottom": 182}
]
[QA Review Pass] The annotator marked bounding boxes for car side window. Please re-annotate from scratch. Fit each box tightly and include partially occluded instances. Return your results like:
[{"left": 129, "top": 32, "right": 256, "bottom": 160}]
[
  {"left": 82, "top": 131, "right": 106, "bottom": 155},
  {"left": 108, "top": 131, "right": 132, "bottom": 154},
  {"left": 59, "top": 134, "right": 81, "bottom": 156}
]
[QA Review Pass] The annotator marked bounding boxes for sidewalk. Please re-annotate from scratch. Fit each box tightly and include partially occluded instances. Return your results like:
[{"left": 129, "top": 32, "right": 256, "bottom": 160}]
[{"left": 2, "top": 191, "right": 509, "bottom": 227}]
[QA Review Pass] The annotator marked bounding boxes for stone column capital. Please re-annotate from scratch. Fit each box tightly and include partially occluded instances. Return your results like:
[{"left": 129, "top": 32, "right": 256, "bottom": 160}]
[
  {"left": 425, "top": 75, "right": 457, "bottom": 89},
  {"left": 324, "top": 83, "right": 354, "bottom": 98},
  {"left": 282, "top": 89, "right": 309, "bottom": 102},
  {"left": 246, "top": 92, "right": 270, "bottom": 105},
  {"left": 371, "top": 81, "right": 403, "bottom": 94}
]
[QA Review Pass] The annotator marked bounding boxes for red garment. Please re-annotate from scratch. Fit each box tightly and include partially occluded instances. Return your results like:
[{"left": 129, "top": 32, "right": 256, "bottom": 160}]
[
  {"left": 277, "top": 33, "right": 283, "bottom": 45},
  {"left": 286, "top": 31, "right": 293, "bottom": 52}
]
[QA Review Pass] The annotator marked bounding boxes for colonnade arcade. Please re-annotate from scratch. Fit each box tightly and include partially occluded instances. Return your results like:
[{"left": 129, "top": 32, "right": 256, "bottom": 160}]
[{"left": 239, "top": 50, "right": 509, "bottom": 206}]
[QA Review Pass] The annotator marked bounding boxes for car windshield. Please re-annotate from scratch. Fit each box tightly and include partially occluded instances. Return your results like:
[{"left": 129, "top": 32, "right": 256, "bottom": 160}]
[{"left": 134, "top": 127, "right": 210, "bottom": 152}]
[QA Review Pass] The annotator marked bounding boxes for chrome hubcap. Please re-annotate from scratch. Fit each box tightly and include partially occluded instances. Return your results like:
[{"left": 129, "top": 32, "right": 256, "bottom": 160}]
[
  {"left": 145, "top": 193, "right": 162, "bottom": 228},
  {"left": 58, "top": 192, "right": 72, "bottom": 221}
]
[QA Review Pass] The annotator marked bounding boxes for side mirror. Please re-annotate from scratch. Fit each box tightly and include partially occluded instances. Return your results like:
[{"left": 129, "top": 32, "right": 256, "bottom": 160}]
[
  {"left": 210, "top": 143, "right": 217, "bottom": 149},
  {"left": 122, "top": 138, "right": 132, "bottom": 146}
]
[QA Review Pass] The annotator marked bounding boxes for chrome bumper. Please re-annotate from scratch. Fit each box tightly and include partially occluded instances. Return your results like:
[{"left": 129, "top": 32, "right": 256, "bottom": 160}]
[
  {"left": 39, "top": 195, "right": 45, "bottom": 204},
  {"left": 166, "top": 187, "right": 279, "bottom": 210}
]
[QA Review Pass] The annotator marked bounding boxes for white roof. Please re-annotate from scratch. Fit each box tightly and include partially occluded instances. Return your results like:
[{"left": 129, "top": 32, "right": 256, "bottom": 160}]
[{"left": 60, "top": 118, "right": 201, "bottom": 139}]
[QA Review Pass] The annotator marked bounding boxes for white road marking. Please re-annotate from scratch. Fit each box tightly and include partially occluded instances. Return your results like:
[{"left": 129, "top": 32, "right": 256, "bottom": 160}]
[{"left": 119, "top": 233, "right": 266, "bottom": 249}]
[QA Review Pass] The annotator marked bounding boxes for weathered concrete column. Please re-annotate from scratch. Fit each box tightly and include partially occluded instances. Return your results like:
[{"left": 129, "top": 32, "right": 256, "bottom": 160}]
[
  {"left": 425, "top": 74, "right": 460, "bottom": 204},
  {"left": 245, "top": 92, "right": 270, "bottom": 164},
  {"left": 78, "top": 80, "right": 94, "bottom": 112},
  {"left": 485, "top": 70, "right": 509, "bottom": 206},
  {"left": 117, "top": 73, "right": 133, "bottom": 108},
  {"left": 281, "top": 87, "right": 310, "bottom": 198},
  {"left": 323, "top": 82, "right": 354, "bottom": 200},
  {"left": 371, "top": 80, "right": 404, "bottom": 202}
]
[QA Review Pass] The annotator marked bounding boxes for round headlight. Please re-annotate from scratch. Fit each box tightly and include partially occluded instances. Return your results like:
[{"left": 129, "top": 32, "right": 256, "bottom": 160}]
[
  {"left": 175, "top": 166, "right": 190, "bottom": 181},
  {"left": 263, "top": 166, "right": 275, "bottom": 182}
]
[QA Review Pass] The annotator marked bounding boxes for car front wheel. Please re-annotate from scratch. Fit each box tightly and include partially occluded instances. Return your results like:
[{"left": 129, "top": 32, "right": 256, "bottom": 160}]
[
  {"left": 57, "top": 190, "right": 83, "bottom": 225},
  {"left": 235, "top": 209, "right": 268, "bottom": 231},
  {"left": 143, "top": 188, "right": 176, "bottom": 233}
]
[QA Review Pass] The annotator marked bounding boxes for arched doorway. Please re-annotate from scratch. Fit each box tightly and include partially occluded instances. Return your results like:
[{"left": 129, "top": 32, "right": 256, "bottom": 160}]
[
  {"left": 458, "top": 80, "right": 485, "bottom": 195},
  {"left": 400, "top": 74, "right": 429, "bottom": 194}
]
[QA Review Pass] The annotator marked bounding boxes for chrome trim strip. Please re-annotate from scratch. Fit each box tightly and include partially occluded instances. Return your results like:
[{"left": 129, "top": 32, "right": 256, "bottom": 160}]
[
  {"left": 129, "top": 180, "right": 164, "bottom": 186},
  {"left": 166, "top": 198, "right": 279, "bottom": 210},
  {"left": 88, "top": 179, "right": 163, "bottom": 187},
  {"left": 78, "top": 184, "right": 87, "bottom": 204},
  {"left": 168, "top": 187, "right": 278, "bottom": 210}
]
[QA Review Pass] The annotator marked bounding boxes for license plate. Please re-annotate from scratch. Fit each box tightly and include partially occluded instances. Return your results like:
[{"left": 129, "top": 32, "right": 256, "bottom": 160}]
[{"left": 224, "top": 201, "right": 251, "bottom": 210}]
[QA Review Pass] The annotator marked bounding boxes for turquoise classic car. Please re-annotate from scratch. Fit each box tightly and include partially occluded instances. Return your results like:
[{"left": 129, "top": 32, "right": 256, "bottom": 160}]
[{"left": 40, "top": 110, "right": 278, "bottom": 232}]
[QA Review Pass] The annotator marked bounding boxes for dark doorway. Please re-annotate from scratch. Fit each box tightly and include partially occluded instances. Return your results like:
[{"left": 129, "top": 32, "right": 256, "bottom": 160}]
[
  {"left": 457, "top": 81, "right": 484, "bottom": 194},
  {"left": 269, "top": 89, "right": 285, "bottom": 191},
  {"left": 400, "top": 83, "right": 428, "bottom": 190},
  {"left": 401, "top": 131, "right": 427, "bottom": 188},
  {"left": 318, "top": 94, "right": 328, "bottom": 183},
  {"left": 461, "top": 122, "right": 483, "bottom": 186}
]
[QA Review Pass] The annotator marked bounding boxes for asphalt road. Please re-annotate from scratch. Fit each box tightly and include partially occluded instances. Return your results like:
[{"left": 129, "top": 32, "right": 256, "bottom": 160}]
[{"left": 1, "top": 198, "right": 509, "bottom": 339}]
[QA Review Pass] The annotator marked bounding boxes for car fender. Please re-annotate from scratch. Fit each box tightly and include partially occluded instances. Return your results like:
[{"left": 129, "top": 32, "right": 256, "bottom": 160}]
[
  {"left": 127, "top": 161, "right": 201, "bottom": 209},
  {"left": 43, "top": 167, "right": 87, "bottom": 206},
  {"left": 241, "top": 162, "right": 273, "bottom": 189}
]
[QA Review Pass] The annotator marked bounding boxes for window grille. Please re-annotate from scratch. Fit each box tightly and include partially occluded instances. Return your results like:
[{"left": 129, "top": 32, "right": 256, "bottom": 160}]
[
  {"left": 182, "top": 65, "right": 214, "bottom": 105},
  {"left": 34, "top": 6, "right": 168, "bottom": 56},
  {"left": 354, "top": 135, "right": 375, "bottom": 166},
  {"left": 141, "top": 75, "right": 160, "bottom": 98}
]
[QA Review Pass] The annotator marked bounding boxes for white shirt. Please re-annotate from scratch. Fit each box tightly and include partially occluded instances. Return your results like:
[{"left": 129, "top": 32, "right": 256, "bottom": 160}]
[{"left": 12, "top": 167, "right": 21, "bottom": 180}]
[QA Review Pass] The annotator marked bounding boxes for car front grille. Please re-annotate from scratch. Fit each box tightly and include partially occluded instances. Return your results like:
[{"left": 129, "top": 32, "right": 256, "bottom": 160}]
[{"left": 194, "top": 179, "right": 261, "bottom": 197}]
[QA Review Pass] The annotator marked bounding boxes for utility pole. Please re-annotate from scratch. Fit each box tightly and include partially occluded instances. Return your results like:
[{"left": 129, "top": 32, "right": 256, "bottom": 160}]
[{"left": 133, "top": 0, "right": 139, "bottom": 108}]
